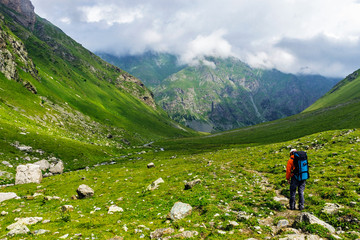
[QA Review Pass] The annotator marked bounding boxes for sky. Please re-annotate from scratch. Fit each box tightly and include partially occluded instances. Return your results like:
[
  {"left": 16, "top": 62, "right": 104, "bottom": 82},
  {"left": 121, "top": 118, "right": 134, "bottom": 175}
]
[{"left": 31, "top": 0, "right": 360, "bottom": 78}]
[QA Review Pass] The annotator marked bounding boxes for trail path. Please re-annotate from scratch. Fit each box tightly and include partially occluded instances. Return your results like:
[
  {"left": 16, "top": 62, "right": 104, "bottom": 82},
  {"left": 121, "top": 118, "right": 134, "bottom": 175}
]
[{"left": 246, "top": 169, "right": 302, "bottom": 234}]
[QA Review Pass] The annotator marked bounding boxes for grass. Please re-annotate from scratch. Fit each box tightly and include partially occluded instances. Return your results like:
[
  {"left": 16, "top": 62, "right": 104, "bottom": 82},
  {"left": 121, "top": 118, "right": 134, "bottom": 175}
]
[{"left": 1, "top": 128, "right": 359, "bottom": 239}]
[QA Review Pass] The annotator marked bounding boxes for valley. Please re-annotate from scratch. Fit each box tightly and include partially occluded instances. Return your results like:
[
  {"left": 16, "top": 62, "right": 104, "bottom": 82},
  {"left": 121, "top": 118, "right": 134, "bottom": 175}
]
[{"left": 0, "top": 0, "right": 360, "bottom": 239}]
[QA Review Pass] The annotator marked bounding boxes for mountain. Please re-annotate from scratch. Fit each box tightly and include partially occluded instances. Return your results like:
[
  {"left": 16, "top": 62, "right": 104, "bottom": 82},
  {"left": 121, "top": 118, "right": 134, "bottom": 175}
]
[
  {"left": 158, "top": 67, "right": 360, "bottom": 150},
  {"left": 100, "top": 53, "right": 339, "bottom": 132},
  {"left": 154, "top": 57, "right": 339, "bottom": 132},
  {"left": 97, "top": 51, "right": 186, "bottom": 88},
  {"left": 0, "top": 0, "right": 195, "bottom": 170}
]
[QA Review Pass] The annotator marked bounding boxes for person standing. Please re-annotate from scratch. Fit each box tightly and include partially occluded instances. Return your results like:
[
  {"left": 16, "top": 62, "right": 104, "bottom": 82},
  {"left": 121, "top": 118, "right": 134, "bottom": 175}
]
[{"left": 286, "top": 149, "right": 306, "bottom": 210}]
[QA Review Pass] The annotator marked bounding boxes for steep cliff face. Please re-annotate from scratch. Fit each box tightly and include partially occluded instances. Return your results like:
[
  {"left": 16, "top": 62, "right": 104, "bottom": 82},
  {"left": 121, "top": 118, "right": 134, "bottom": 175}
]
[
  {"left": 0, "top": 13, "right": 38, "bottom": 93},
  {"left": 0, "top": 0, "right": 36, "bottom": 28}
]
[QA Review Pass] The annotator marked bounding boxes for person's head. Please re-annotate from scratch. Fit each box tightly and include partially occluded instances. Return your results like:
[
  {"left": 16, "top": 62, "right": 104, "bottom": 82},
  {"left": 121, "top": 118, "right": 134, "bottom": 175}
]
[{"left": 290, "top": 149, "right": 297, "bottom": 156}]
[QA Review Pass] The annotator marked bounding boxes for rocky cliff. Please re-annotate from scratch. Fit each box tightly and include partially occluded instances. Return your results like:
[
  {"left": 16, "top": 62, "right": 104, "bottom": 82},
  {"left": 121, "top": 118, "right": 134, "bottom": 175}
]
[{"left": 0, "top": 0, "right": 36, "bottom": 28}]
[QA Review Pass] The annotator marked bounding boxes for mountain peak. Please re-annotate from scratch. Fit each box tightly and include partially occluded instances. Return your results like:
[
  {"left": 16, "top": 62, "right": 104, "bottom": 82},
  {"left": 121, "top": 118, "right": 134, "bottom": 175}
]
[{"left": 0, "top": 0, "right": 35, "bottom": 28}]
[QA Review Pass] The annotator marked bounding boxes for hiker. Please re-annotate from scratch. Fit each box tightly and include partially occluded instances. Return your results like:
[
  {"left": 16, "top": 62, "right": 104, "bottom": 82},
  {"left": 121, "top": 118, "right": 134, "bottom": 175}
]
[{"left": 286, "top": 149, "right": 308, "bottom": 210}]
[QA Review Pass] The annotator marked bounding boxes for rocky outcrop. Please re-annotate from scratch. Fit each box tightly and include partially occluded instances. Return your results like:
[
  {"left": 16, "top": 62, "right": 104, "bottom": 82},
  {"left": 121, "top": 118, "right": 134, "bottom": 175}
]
[
  {"left": 0, "top": 0, "right": 36, "bottom": 29},
  {"left": 15, "top": 164, "right": 42, "bottom": 184},
  {"left": 0, "top": 17, "right": 38, "bottom": 92}
]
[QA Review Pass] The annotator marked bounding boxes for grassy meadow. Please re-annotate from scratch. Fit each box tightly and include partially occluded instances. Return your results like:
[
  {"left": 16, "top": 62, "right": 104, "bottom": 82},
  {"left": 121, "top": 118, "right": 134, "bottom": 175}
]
[{"left": 1, "top": 128, "right": 359, "bottom": 239}]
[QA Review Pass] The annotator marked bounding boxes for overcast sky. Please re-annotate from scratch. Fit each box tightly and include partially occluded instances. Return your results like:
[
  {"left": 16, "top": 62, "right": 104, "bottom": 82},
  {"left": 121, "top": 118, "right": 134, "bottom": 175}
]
[{"left": 31, "top": 0, "right": 360, "bottom": 77}]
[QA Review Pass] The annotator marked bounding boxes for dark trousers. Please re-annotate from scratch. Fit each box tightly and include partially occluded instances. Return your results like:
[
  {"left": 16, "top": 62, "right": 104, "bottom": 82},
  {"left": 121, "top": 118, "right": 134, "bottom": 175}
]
[{"left": 289, "top": 177, "right": 306, "bottom": 210}]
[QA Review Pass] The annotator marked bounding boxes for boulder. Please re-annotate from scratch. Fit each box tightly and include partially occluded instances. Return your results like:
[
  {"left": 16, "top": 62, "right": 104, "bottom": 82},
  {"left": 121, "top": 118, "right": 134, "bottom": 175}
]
[
  {"left": 277, "top": 219, "right": 290, "bottom": 228},
  {"left": 184, "top": 179, "right": 201, "bottom": 190},
  {"left": 147, "top": 162, "right": 155, "bottom": 168},
  {"left": 146, "top": 178, "right": 164, "bottom": 191},
  {"left": 33, "top": 160, "right": 50, "bottom": 171},
  {"left": 7, "top": 217, "right": 43, "bottom": 230},
  {"left": 7, "top": 225, "right": 30, "bottom": 237},
  {"left": 61, "top": 205, "right": 74, "bottom": 212},
  {"left": 0, "top": 192, "right": 17, "bottom": 203},
  {"left": 169, "top": 202, "right": 192, "bottom": 220},
  {"left": 150, "top": 228, "right": 174, "bottom": 239},
  {"left": 296, "top": 212, "right": 335, "bottom": 233},
  {"left": 76, "top": 184, "right": 94, "bottom": 199},
  {"left": 15, "top": 164, "right": 42, "bottom": 185},
  {"left": 49, "top": 160, "right": 64, "bottom": 174},
  {"left": 322, "top": 203, "right": 343, "bottom": 215}
]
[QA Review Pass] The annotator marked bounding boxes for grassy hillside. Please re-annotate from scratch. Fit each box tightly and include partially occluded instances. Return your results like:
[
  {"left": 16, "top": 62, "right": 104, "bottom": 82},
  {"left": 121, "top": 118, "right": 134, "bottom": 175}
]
[
  {"left": 0, "top": 6, "right": 196, "bottom": 174},
  {"left": 1, "top": 128, "right": 359, "bottom": 239},
  {"left": 305, "top": 69, "right": 360, "bottom": 112}
]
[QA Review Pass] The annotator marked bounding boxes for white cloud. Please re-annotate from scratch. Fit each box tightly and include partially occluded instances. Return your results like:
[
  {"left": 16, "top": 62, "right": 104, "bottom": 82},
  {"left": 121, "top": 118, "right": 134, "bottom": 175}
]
[
  {"left": 30, "top": 0, "right": 360, "bottom": 77},
  {"left": 78, "top": 4, "right": 143, "bottom": 26},
  {"left": 180, "top": 30, "right": 233, "bottom": 65}
]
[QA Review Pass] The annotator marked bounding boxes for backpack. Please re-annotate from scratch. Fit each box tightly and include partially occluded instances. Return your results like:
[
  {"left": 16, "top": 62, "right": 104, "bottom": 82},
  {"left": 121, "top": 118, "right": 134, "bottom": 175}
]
[{"left": 293, "top": 151, "right": 309, "bottom": 181}]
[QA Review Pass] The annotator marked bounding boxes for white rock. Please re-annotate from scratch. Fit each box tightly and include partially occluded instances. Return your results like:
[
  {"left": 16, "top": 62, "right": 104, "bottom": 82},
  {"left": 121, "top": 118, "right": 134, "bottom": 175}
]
[
  {"left": 49, "top": 160, "right": 64, "bottom": 174},
  {"left": 7, "top": 225, "right": 30, "bottom": 236},
  {"left": 76, "top": 184, "right": 94, "bottom": 199},
  {"left": 7, "top": 217, "right": 43, "bottom": 230},
  {"left": 108, "top": 205, "right": 124, "bottom": 214},
  {"left": 15, "top": 164, "right": 42, "bottom": 185},
  {"left": 296, "top": 212, "right": 335, "bottom": 233},
  {"left": 146, "top": 178, "right": 164, "bottom": 191},
  {"left": 0, "top": 192, "right": 18, "bottom": 203},
  {"left": 169, "top": 202, "right": 192, "bottom": 220},
  {"left": 322, "top": 203, "right": 343, "bottom": 215},
  {"left": 61, "top": 205, "right": 74, "bottom": 212},
  {"left": 33, "top": 160, "right": 50, "bottom": 171}
]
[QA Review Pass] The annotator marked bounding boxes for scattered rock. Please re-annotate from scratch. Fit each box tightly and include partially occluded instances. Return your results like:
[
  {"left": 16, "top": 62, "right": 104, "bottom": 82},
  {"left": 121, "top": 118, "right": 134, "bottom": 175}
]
[
  {"left": 108, "top": 236, "right": 123, "bottom": 240},
  {"left": 76, "top": 184, "right": 94, "bottom": 199},
  {"left": 278, "top": 234, "right": 321, "bottom": 240},
  {"left": 7, "top": 217, "right": 43, "bottom": 230},
  {"left": 61, "top": 205, "right": 74, "bottom": 212},
  {"left": 49, "top": 160, "right": 64, "bottom": 174},
  {"left": 44, "top": 196, "right": 61, "bottom": 201},
  {"left": 147, "top": 162, "right": 155, "bottom": 168},
  {"left": 108, "top": 205, "right": 124, "bottom": 214},
  {"left": 163, "top": 231, "right": 199, "bottom": 239},
  {"left": 277, "top": 219, "right": 290, "bottom": 228},
  {"left": 0, "top": 170, "right": 13, "bottom": 180},
  {"left": 33, "top": 160, "right": 50, "bottom": 171},
  {"left": 2, "top": 161, "right": 13, "bottom": 168},
  {"left": 184, "top": 179, "right": 201, "bottom": 190},
  {"left": 7, "top": 225, "right": 30, "bottom": 236},
  {"left": 1, "top": 211, "right": 8, "bottom": 216},
  {"left": 34, "top": 229, "right": 50, "bottom": 235},
  {"left": 322, "top": 203, "right": 343, "bottom": 215},
  {"left": 15, "top": 164, "right": 42, "bottom": 185},
  {"left": 296, "top": 212, "right": 335, "bottom": 233},
  {"left": 146, "top": 178, "right": 164, "bottom": 191},
  {"left": 150, "top": 228, "right": 174, "bottom": 239},
  {"left": 169, "top": 202, "right": 192, "bottom": 220},
  {"left": 0, "top": 192, "right": 18, "bottom": 203},
  {"left": 237, "top": 211, "right": 251, "bottom": 221}
]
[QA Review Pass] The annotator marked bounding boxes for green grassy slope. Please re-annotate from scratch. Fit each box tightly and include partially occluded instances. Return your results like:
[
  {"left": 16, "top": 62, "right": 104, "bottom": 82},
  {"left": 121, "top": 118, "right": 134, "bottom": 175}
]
[
  {"left": 0, "top": 7, "right": 196, "bottom": 173},
  {"left": 305, "top": 69, "right": 360, "bottom": 112},
  {"left": 1, "top": 128, "right": 359, "bottom": 239}
]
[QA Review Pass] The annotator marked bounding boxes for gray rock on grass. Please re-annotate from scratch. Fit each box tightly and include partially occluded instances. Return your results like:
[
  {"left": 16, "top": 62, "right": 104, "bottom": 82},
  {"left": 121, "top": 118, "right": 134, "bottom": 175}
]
[
  {"left": 296, "top": 212, "right": 335, "bottom": 233},
  {"left": 49, "top": 160, "right": 64, "bottom": 174},
  {"left": 147, "top": 162, "right": 155, "bottom": 168},
  {"left": 146, "top": 178, "right": 164, "bottom": 191},
  {"left": 322, "top": 203, "right": 343, "bottom": 215},
  {"left": 0, "top": 192, "right": 18, "bottom": 203},
  {"left": 33, "top": 160, "right": 50, "bottom": 171},
  {"left": 76, "top": 184, "right": 94, "bottom": 199},
  {"left": 169, "top": 202, "right": 192, "bottom": 220},
  {"left": 184, "top": 179, "right": 201, "bottom": 190},
  {"left": 150, "top": 228, "right": 174, "bottom": 239},
  {"left": 15, "top": 164, "right": 42, "bottom": 185}
]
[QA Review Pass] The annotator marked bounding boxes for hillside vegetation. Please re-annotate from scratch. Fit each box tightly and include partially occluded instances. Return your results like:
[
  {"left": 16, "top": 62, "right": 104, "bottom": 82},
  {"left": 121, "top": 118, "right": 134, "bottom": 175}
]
[{"left": 0, "top": 5, "right": 196, "bottom": 174}]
